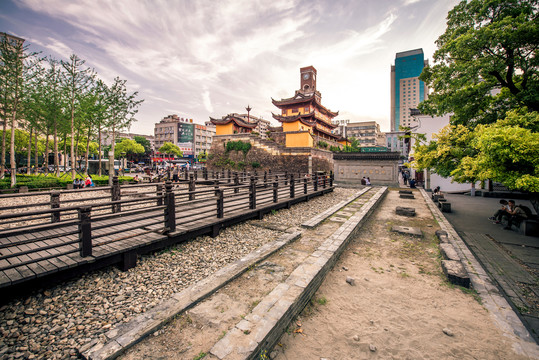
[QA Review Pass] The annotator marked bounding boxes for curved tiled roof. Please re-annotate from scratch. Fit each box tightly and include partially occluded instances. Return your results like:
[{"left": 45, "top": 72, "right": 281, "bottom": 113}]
[
  {"left": 209, "top": 115, "right": 257, "bottom": 129},
  {"left": 272, "top": 93, "right": 339, "bottom": 118}
]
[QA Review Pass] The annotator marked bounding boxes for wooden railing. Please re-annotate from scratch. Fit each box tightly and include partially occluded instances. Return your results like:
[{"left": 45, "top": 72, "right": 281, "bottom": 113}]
[{"left": 0, "top": 171, "right": 334, "bottom": 289}]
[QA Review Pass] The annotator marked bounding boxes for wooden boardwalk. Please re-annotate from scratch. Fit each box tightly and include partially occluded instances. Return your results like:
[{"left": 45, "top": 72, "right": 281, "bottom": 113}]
[{"left": 0, "top": 173, "right": 334, "bottom": 296}]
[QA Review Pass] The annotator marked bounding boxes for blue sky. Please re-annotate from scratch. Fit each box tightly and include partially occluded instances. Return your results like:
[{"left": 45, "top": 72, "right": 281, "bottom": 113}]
[{"left": 0, "top": 0, "right": 459, "bottom": 135}]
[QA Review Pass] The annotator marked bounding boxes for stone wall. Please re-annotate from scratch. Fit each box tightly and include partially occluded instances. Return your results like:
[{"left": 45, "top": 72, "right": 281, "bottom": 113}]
[
  {"left": 207, "top": 134, "right": 333, "bottom": 174},
  {"left": 333, "top": 152, "right": 401, "bottom": 186}
]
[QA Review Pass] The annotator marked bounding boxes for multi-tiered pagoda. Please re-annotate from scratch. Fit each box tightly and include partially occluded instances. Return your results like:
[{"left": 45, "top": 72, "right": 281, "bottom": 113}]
[{"left": 272, "top": 66, "right": 344, "bottom": 148}]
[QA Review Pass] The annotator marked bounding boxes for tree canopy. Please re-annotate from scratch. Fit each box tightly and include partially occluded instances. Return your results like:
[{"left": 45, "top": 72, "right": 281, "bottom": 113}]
[
  {"left": 414, "top": 0, "right": 539, "bottom": 193},
  {"left": 114, "top": 138, "right": 145, "bottom": 158},
  {"left": 158, "top": 142, "right": 182, "bottom": 157}
]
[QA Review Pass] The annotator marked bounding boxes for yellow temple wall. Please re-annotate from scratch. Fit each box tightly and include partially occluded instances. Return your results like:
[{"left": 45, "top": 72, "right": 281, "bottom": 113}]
[
  {"left": 285, "top": 132, "right": 313, "bottom": 148},
  {"left": 215, "top": 123, "right": 235, "bottom": 136},
  {"left": 282, "top": 106, "right": 312, "bottom": 116}
]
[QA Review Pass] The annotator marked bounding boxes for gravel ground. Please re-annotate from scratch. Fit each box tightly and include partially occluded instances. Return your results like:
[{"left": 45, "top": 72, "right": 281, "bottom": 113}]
[{"left": 0, "top": 186, "right": 358, "bottom": 360}]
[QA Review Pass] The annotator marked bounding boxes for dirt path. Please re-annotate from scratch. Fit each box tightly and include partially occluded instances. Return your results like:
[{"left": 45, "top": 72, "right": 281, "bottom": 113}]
[{"left": 272, "top": 190, "right": 530, "bottom": 360}]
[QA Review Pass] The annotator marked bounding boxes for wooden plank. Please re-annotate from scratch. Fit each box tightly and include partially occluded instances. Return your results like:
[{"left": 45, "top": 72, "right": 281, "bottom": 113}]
[{"left": 0, "top": 271, "right": 11, "bottom": 287}]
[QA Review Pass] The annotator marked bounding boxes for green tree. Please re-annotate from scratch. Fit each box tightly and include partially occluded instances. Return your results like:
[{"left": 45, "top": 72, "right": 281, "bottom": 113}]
[
  {"left": 158, "top": 142, "right": 182, "bottom": 158},
  {"left": 419, "top": 0, "right": 539, "bottom": 125},
  {"left": 61, "top": 54, "right": 95, "bottom": 179},
  {"left": 134, "top": 135, "right": 151, "bottom": 155},
  {"left": 114, "top": 138, "right": 144, "bottom": 158},
  {"left": 0, "top": 34, "right": 41, "bottom": 186},
  {"left": 104, "top": 77, "right": 143, "bottom": 184},
  {"left": 414, "top": 0, "right": 539, "bottom": 200}
]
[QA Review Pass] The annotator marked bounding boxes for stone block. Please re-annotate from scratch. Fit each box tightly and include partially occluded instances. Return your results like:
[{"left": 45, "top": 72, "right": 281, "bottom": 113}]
[
  {"left": 432, "top": 194, "right": 444, "bottom": 202},
  {"left": 441, "top": 202, "right": 451, "bottom": 213},
  {"left": 441, "top": 260, "right": 470, "bottom": 288},
  {"left": 396, "top": 206, "right": 416, "bottom": 217},
  {"left": 391, "top": 225, "right": 422, "bottom": 237},
  {"left": 520, "top": 220, "right": 539, "bottom": 236},
  {"left": 399, "top": 194, "right": 415, "bottom": 199},
  {"left": 399, "top": 190, "right": 412, "bottom": 195},
  {"left": 440, "top": 243, "right": 460, "bottom": 261}
]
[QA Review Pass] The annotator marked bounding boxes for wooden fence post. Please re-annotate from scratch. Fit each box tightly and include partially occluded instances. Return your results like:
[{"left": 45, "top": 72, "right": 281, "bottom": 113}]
[
  {"left": 216, "top": 189, "right": 224, "bottom": 218},
  {"left": 284, "top": 171, "right": 288, "bottom": 186},
  {"left": 290, "top": 174, "right": 295, "bottom": 198},
  {"left": 50, "top": 191, "right": 60, "bottom": 223},
  {"left": 203, "top": 167, "right": 208, "bottom": 180},
  {"left": 111, "top": 176, "right": 121, "bottom": 213},
  {"left": 314, "top": 174, "right": 318, "bottom": 192},
  {"left": 264, "top": 171, "right": 268, "bottom": 188},
  {"left": 273, "top": 181, "right": 278, "bottom": 203},
  {"left": 323, "top": 173, "right": 327, "bottom": 188},
  {"left": 189, "top": 174, "right": 195, "bottom": 201},
  {"left": 214, "top": 180, "right": 220, "bottom": 196},
  {"left": 234, "top": 172, "right": 240, "bottom": 194},
  {"left": 227, "top": 169, "right": 231, "bottom": 183},
  {"left": 156, "top": 184, "right": 163, "bottom": 206},
  {"left": 78, "top": 206, "right": 92, "bottom": 257},
  {"left": 249, "top": 176, "right": 256, "bottom": 209},
  {"left": 330, "top": 171, "right": 334, "bottom": 187},
  {"left": 165, "top": 181, "right": 176, "bottom": 233},
  {"left": 303, "top": 177, "right": 308, "bottom": 194}
]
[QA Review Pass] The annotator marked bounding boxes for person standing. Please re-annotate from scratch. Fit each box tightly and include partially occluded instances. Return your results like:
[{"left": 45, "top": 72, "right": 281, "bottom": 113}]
[{"left": 172, "top": 165, "right": 179, "bottom": 182}]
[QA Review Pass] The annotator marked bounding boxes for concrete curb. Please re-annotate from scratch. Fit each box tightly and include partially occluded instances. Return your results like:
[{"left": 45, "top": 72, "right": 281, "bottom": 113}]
[
  {"left": 419, "top": 189, "right": 539, "bottom": 358},
  {"left": 79, "top": 231, "right": 302, "bottom": 360},
  {"left": 210, "top": 187, "right": 388, "bottom": 360},
  {"left": 301, "top": 187, "right": 371, "bottom": 228}
]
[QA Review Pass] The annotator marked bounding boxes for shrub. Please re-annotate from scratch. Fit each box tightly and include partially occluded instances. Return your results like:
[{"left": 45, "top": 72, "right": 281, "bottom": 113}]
[
  {"left": 237, "top": 161, "right": 246, "bottom": 170},
  {"left": 329, "top": 146, "right": 340, "bottom": 152},
  {"left": 250, "top": 161, "right": 261, "bottom": 168},
  {"left": 317, "top": 141, "right": 328, "bottom": 149},
  {"left": 225, "top": 140, "right": 252, "bottom": 156}
]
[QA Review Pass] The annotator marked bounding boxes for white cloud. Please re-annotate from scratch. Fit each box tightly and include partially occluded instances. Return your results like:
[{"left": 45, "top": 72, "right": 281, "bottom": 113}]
[{"left": 202, "top": 89, "right": 213, "bottom": 113}]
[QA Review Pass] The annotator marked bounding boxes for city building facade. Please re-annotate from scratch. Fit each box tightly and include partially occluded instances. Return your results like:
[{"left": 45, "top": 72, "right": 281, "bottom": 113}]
[
  {"left": 154, "top": 114, "right": 214, "bottom": 162},
  {"left": 385, "top": 131, "right": 408, "bottom": 158},
  {"left": 346, "top": 121, "right": 385, "bottom": 147},
  {"left": 390, "top": 49, "right": 429, "bottom": 131}
]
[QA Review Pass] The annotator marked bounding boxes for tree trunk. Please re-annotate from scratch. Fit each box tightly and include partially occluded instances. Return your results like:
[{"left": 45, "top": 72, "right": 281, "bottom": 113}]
[
  {"left": 85, "top": 126, "right": 91, "bottom": 176},
  {"left": 75, "top": 128, "right": 80, "bottom": 171},
  {"left": 44, "top": 131, "right": 50, "bottom": 172},
  {"left": 0, "top": 110, "right": 6, "bottom": 179},
  {"left": 70, "top": 94, "right": 75, "bottom": 180},
  {"left": 98, "top": 127, "right": 102, "bottom": 176},
  {"left": 27, "top": 127, "right": 32, "bottom": 175},
  {"left": 54, "top": 124, "right": 59, "bottom": 176},
  {"left": 63, "top": 133, "right": 67, "bottom": 173},
  {"left": 34, "top": 130, "right": 38, "bottom": 173},
  {"left": 109, "top": 127, "right": 116, "bottom": 186}
]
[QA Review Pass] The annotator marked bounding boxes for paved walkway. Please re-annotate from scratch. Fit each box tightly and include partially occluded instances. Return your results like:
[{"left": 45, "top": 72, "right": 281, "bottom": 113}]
[{"left": 441, "top": 193, "right": 539, "bottom": 343}]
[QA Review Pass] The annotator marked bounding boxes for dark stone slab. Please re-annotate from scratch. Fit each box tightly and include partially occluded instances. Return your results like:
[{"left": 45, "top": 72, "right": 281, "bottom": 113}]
[
  {"left": 396, "top": 206, "right": 416, "bottom": 217},
  {"left": 441, "top": 260, "right": 470, "bottom": 288},
  {"left": 435, "top": 230, "right": 449, "bottom": 243},
  {"left": 441, "top": 202, "right": 452, "bottom": 213},
  {"left": 432, "top": 194, "right": 444, "bottom": 202},
  {"left": 399, "top": 194, "right": 415, "bottom": 199},
  {"left": 399, "top": 190, "right": 412, "bottom": 195},
  {"left": 391, "top": 225, "right": 422, "bottom": 237},
  {"left": 440, "top": 243, "right": 460, "bottom": 261}
]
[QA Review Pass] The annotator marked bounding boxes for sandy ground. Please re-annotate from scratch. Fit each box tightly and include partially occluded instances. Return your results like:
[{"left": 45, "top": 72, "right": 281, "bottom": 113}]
[{"left": 272, "top": 190, "right": 531, "bottom": 360}]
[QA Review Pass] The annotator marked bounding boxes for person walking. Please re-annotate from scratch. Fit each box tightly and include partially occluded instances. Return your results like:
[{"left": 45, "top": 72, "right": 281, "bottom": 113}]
[{"left": 172, "top": 165, "right": 179, "bottom": 182}]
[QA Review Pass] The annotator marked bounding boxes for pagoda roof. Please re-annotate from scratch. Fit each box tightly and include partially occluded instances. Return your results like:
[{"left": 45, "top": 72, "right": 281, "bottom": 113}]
[
  {"left": 209, "top": 114, "right": 257, "bottom": 129},
  {"left": 272, "top": 112, "right": 339, "bottom": 129},
  {"left": 271, "top": 113, "right": 317, "bottom": 127},
  {"left": 271, "top": 91, "right": 339, "bottom": 117}
]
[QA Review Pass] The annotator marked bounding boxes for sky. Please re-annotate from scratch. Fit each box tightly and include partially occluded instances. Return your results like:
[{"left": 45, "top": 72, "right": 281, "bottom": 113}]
[{"left": 0, "top": 0, "right": 459, "bottom": 135}]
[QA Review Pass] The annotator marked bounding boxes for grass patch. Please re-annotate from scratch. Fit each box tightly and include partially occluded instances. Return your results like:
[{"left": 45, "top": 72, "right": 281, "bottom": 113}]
[
  {"left": 193, "top": 352, "right": 207, "bottom": 360},
  {"left": 316, "top": 296, "right": 328, "bottom": 305}
]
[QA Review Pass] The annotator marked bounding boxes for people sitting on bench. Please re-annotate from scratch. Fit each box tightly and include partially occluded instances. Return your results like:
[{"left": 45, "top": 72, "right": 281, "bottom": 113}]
[
  {"left": 503, "top": 200, "right": 528, "bottom": 230},
  {"left": 489, "top": 199, "right": 508, "bottom": 224}
]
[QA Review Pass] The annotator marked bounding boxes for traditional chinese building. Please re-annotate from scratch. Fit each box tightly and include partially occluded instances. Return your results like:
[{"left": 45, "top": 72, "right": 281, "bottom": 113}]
[
  {"left": 272, "top": 66, "right": 342, "bottom": 148},
  {"left": 209, "top": 113, "right": 257, "bottom": 136}
]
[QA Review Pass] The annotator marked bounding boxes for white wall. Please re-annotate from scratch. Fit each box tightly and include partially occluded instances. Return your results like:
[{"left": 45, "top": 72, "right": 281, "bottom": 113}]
[{"left": 410, "top": 113, "right": 479, "bottom": 192}]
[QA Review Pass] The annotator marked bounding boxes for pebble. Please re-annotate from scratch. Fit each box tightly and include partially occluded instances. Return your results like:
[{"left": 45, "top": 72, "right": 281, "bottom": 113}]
[
  {"left": 353, "top": 335, "right": 360, "bottom": 341},
  {"left": 443, "top": 328, "right": 454, "bottom": 337},
  {"left": 369, "top": 344, "right": 377, "bottom": 352},
  {"left": 346, "top": 277, "right": 355, "bottom": 286},
  {"left": 0, "top": 186, "right": 357, "bottom": 359}
]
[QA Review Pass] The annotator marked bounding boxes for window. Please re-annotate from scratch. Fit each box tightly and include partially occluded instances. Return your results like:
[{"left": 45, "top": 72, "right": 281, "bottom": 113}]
[{"left": 292, "top": 108, "right": 299, "bottom": 113}]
